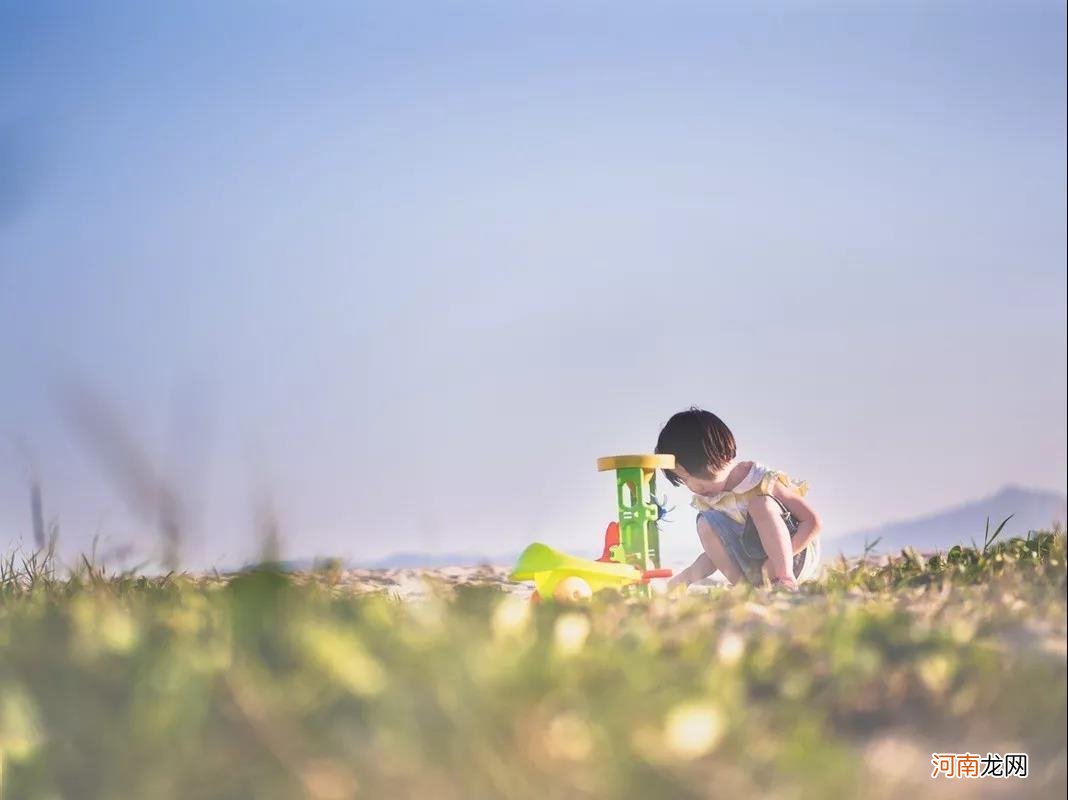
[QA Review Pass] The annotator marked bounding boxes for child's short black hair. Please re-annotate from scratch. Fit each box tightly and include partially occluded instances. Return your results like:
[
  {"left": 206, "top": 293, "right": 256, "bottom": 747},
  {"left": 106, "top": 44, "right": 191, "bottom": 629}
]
[{"left": 655, "top": 407, "right": 737, "bottom": 486}]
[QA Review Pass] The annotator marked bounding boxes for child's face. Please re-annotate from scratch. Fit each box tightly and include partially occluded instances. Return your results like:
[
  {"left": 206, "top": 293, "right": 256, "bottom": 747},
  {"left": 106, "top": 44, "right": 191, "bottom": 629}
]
[{"left": 672, "top": 464, "right": 720, "bottom": 496}]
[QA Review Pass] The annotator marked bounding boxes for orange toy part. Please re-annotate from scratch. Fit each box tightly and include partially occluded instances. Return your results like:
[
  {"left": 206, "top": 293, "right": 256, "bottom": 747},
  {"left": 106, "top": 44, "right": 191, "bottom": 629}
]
[
  {"left": 597, "top": 521, "right": 620, "bottom": 562},
  {"left": 640, "top": 568, "right": 673, "bottom": 582}
]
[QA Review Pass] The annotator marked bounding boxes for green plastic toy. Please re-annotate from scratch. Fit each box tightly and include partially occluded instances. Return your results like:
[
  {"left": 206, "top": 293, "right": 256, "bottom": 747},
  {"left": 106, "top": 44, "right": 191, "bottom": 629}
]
[
  {"left": 510, "top": 543, "right": 641, "bottom": 598},
  {"left": 510, "top": 453, "right": 676, "bottom": 601},
  {"left": 596, "top": 454, "right": 675, "bottom": 573}
]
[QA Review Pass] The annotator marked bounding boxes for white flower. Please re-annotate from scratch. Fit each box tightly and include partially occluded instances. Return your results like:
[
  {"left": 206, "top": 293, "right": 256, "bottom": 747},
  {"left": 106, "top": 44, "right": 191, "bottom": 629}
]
[
  {"left": 553, "top": 613, "right": 590, "bottom": 656},
  {"left": 664, "top": 702, "right": 725, "bottom": 759},
  {"left": 716, "top": 631, "right": 745, "bottom": 666},
  {"left": 491, "top": 596, "right": 531, "bottom": 639}
]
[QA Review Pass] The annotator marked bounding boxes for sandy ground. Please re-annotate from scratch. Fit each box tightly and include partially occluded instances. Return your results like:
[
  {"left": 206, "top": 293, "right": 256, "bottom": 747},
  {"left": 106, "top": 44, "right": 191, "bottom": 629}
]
[
  {"left": 324, "top": 564, "right": 534, "bottom": 601},
  {"left": 308, "top": 563, "right": 734, "bottom": 601}
]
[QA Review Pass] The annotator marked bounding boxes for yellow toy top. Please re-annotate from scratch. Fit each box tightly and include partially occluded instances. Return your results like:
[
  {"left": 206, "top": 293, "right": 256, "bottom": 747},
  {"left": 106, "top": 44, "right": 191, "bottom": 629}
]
[{"left": 596, "top": 454, "right": 676, "bottom": 472}]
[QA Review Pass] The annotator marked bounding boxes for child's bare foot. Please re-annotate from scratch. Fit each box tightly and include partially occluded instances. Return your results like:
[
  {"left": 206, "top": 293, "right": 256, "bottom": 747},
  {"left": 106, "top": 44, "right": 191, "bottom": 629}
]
[{"left": 768, "top": 576, "right": 799, "bottom": 592}]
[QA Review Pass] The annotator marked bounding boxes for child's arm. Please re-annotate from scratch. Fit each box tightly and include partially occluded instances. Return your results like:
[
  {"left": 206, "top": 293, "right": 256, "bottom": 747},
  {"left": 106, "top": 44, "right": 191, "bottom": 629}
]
[
  {"left": 770, "top": 482, "right": 823, "bottom": 554},
  {"left": 667, "top": 552, "right": 717, "bottom": 589}
]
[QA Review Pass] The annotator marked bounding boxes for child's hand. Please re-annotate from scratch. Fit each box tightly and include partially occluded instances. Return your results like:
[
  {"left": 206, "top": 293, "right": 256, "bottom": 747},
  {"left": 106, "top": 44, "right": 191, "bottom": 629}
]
[{"left": 666, "top": 553, "right": 718, "bottom": 593}]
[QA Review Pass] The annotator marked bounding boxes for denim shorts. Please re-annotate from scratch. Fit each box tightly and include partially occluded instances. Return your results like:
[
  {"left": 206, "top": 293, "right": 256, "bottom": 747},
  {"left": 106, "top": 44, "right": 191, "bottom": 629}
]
[{"left": 697, "top": 496, "right": 820, "bottom": 585}]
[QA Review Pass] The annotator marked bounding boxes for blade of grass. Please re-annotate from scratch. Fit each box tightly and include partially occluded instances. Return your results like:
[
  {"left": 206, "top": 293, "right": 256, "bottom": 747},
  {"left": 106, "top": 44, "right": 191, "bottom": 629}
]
[{"left": 983, "top": 514, "right": 1014, "bottom": 553}]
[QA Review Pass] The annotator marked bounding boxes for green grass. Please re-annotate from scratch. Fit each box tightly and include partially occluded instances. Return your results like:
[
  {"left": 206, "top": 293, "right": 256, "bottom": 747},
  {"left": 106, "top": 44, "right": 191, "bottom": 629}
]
[{"left": 1, "top": 531, "right": 1065, "bottom": 799}]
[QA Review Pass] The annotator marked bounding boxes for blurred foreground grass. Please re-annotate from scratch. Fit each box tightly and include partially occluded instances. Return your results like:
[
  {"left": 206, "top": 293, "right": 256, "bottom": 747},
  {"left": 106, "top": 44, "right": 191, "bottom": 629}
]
[{"left": 1, "top": 532, "right": 1065, "bottom": 799}]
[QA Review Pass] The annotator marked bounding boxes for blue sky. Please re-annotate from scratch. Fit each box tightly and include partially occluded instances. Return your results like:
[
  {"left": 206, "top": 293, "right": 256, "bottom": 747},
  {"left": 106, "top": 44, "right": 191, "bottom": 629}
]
[{"left": 1, "top": 1, "right": 1065, "bottom": 569}]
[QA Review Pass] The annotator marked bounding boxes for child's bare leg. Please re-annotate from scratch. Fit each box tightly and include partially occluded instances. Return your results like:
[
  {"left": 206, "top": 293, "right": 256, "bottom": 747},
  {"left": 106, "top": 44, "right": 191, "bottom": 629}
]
[
  {"left": 748, "top": 495, "right": 794, "bottom": 582},
  {"left": 696, "top": 517, "right": 743, "bottom": 585}
]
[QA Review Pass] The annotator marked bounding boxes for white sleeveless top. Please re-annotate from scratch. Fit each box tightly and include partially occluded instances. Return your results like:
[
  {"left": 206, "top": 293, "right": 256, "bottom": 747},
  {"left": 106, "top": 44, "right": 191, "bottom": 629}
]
[
  {"left": 690, "top": 462, "right": 809, "bottom": 524},
  {"left": 691, "top": 461, "right": 821, "bottom": 581}
]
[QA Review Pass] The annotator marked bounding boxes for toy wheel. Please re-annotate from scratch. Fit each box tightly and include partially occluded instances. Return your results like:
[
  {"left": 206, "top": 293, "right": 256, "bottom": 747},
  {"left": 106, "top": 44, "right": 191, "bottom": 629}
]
[{"left": 553, "top": 576, "right": 593, "bottom": 603}]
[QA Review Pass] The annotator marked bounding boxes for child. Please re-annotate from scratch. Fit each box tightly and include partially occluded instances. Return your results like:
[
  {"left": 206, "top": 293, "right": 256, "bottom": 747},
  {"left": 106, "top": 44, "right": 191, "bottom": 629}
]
[{"left": 655, "top": 407, "right": 822, "bottom": 591}]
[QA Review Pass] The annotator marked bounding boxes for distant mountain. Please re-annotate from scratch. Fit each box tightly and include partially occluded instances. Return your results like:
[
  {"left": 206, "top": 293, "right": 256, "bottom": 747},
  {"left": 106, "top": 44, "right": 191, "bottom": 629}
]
[
  {"left": 830, "top": 485, "right": 1066, "bottom": 556},
  {"left": 228, "top": 486, "right": 1065, "bottom": 572}
]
